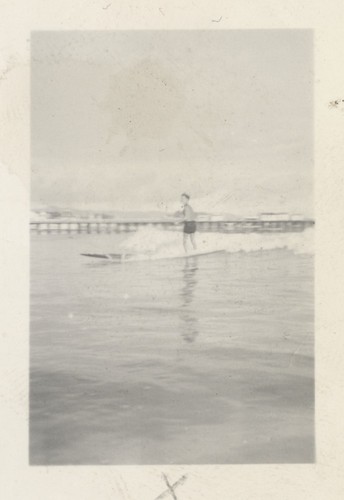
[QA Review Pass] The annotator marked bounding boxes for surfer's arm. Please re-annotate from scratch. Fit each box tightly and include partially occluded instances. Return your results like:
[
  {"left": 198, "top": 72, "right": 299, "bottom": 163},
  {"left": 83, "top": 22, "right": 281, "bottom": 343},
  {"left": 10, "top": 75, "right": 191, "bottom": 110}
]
[
  {"left": 181, "top": 206, "right": 192, "bottom": 221},
  {"left": 174, "top": 210, "right": 186, "bottom": 224}
]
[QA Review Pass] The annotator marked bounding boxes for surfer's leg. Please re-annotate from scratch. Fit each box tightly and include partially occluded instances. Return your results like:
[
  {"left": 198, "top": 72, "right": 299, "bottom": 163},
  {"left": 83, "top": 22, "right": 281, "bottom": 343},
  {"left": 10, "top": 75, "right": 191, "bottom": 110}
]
[
  {"left": 183, "top": 233, "right": 188, "bottom": 253},
  {"left": 190, "top": 233, "right": 197, "bottom": 250}
]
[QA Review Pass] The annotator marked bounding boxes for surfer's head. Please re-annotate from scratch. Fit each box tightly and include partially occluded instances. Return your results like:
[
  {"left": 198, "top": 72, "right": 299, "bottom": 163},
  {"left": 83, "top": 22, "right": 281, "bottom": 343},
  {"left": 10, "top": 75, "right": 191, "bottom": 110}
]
[{"left": 181, "top": 193, "right": 190, "bottom": 205}]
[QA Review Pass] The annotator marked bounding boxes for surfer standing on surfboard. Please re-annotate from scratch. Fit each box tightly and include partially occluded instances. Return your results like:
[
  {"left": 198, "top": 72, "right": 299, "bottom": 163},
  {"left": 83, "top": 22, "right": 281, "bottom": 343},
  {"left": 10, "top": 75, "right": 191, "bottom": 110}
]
[{"left": 180, "top": 193, "right": 197, "bottom": 252}]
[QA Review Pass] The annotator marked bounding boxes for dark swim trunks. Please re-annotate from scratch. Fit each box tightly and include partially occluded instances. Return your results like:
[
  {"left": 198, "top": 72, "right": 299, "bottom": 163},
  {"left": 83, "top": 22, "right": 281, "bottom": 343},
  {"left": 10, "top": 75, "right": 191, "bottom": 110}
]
[{"left": 183, "top": 221, "right": 197, "bottom": 234}]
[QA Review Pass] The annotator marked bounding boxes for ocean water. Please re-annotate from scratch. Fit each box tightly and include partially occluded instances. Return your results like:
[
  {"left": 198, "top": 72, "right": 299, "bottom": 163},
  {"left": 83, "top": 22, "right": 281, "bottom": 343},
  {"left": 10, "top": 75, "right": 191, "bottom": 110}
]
[{"left": 30, "top": 228, "right": 314, "bottom": 464}]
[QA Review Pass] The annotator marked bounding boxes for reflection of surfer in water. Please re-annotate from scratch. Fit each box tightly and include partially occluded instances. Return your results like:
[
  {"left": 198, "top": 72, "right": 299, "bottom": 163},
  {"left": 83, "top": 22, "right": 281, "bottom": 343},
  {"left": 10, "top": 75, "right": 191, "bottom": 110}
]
[
  {"left": 180, "top": 258, "right": 199, "bottom": 343},
  {"left": 180, "top": 193, "right": 197, "bottom": 253}
]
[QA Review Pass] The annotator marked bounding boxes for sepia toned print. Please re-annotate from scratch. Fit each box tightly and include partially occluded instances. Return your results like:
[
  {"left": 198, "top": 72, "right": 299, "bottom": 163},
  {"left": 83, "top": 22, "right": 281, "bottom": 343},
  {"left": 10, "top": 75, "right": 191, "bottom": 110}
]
[{"left": 30, "top": 30, "right": 314, "bottom": 465}]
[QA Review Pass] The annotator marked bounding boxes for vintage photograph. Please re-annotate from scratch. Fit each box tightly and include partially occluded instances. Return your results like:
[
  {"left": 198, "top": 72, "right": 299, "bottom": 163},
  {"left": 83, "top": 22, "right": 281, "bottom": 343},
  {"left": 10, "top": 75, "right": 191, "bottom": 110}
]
[{"left": 30, "top": 30, "right": 314, "bottom": 465}]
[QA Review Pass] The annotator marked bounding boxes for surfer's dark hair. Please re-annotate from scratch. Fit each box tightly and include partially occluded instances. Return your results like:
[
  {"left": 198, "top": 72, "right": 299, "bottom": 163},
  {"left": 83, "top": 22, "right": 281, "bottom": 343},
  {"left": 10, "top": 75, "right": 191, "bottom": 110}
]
[{"left": 181, "top": 193, "right": 190, "bottom": 199}]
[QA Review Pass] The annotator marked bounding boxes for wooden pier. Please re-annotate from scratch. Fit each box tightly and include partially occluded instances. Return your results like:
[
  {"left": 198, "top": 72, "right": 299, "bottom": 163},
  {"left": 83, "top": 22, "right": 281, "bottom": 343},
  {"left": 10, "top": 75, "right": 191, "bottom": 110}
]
[{"left": 30, "top": 219, "right": 314, "bottom": 234}]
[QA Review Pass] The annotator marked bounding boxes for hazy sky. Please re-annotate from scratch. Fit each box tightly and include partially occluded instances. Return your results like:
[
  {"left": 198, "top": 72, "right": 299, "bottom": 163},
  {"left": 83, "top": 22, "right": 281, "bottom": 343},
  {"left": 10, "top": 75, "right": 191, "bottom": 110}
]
[{"left": 31, "top": 30, "right": 313, "bottom": 215}]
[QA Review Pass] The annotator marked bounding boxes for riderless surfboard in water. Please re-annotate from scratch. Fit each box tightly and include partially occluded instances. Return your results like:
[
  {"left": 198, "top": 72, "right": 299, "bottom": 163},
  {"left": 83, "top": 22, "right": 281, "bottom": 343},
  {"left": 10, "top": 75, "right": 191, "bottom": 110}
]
[{"left": 180, "top": 193, "right": 197, "bottom": 252}]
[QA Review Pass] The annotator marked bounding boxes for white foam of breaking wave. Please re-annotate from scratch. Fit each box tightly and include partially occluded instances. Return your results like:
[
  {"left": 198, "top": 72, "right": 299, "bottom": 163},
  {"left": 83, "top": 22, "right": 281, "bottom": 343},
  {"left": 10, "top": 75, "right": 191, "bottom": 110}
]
[{"left": 120, "top": 226, "right": 314, "bottom": 256}]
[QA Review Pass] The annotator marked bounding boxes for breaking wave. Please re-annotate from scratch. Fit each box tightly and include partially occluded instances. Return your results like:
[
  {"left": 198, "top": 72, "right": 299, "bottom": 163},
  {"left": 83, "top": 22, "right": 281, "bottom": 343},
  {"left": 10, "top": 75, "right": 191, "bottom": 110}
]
[{"left": 120, "top": 226, "right": 314, "bottom": 256}]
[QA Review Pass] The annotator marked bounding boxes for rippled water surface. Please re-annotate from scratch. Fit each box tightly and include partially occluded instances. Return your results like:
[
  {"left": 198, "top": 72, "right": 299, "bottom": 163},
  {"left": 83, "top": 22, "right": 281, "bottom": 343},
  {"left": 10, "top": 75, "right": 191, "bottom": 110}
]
[{"left": 30, "top": 232, "right": 314, "bottom": 464}]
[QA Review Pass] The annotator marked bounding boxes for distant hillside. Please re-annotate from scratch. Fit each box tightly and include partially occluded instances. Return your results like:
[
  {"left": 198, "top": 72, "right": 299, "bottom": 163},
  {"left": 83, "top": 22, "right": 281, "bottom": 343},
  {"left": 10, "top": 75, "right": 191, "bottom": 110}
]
[{"left": 30, "top": 206, "right": 170, "bottom": 221}]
